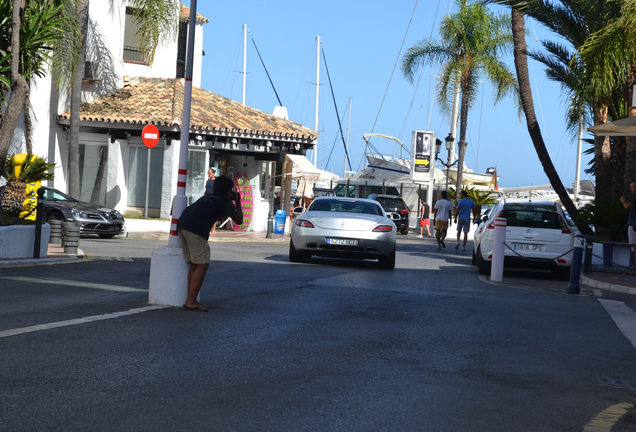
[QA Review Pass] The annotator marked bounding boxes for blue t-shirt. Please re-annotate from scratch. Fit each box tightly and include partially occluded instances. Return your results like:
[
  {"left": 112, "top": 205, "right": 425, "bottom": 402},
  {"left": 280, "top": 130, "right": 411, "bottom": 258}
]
[
  {"left": 457, "top": 197, "right": 475, "bottom": 220},
  {"left": 177, "top": 193, "right": 238, "bottom": 240}
]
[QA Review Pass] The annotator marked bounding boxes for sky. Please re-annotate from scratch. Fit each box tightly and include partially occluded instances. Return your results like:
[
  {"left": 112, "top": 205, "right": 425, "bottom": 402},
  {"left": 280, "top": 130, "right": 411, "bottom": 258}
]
[{"left": 190, "top": 0, "right": 593, "bottom": 189}]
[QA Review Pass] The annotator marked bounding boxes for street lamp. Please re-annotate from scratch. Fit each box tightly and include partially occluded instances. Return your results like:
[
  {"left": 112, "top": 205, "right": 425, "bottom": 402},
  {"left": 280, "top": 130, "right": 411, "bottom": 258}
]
[{"left": 434, "top": 133, "right": 457, "bottom": 192}]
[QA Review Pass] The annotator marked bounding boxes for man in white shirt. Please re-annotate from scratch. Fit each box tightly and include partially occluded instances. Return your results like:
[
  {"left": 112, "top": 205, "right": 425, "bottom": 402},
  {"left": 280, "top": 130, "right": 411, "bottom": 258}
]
[{"left": 432, "top": 190, "right": 453, "bottom": 249}]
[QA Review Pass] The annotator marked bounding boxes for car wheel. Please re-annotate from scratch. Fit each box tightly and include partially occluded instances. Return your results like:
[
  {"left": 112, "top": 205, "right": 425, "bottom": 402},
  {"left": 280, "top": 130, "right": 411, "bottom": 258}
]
[
  {"left": 378, "top": 247, "right": 396, "bottom": 270},
  {"left": 289, "top": 240, "right": 308, "bottom": 263},
  {"left": 476, "top": 246, "right": 491, "bottom": 276},
  {"left": 552, "top": 266, "right": 571, "bottom": 280},
  {"left": 46, "top": 211, "right": 64, "bottom": 223},
  {"left": 400, "top": 227, "right": 409, "bottom": 235},
  {"left": 98, "top": 234, "right": 116, "bottom": 239}
]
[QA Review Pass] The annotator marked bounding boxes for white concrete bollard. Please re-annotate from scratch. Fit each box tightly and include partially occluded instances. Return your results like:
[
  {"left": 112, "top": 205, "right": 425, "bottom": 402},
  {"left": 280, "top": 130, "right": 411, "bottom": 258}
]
[
  {"left": 491, "top": 217, "right": 507, "bottom": 282},
  {"left": 149, "top": 246, "right": 190, "bottom": 306}
]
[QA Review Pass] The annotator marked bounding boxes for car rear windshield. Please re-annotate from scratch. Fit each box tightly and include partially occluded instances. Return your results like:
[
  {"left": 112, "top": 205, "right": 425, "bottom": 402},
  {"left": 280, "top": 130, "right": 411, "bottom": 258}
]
[
  {"left": 501, "top": 204, "right": 561, "bottom": 229},
  {"left": 309, "top": 200, "right": 382, "bottom": 215},
  {"left": 375, "top": 198, "right": 407, "bottom": 211}
]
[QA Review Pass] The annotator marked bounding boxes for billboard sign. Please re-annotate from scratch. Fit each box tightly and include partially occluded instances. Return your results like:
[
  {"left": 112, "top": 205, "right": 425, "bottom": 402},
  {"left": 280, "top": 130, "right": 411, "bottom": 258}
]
[{"left": 410, "top": 130, "right": 434, "bottom": 182}]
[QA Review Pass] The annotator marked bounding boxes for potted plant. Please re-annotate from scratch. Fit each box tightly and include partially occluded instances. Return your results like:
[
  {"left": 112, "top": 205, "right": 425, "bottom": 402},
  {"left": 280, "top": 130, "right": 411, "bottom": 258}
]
[{"left": 0, "top": 153, "right": 55, "bottom": 259}]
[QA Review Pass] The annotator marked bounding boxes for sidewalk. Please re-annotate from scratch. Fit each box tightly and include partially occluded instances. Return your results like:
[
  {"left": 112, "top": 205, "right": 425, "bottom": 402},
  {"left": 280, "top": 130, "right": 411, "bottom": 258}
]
[{"left": 580, "top": 267, "right": 636, "bottom": 296}]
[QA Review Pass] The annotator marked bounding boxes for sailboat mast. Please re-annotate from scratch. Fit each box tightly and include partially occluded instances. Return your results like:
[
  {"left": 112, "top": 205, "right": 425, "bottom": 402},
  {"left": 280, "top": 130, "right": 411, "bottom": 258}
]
[
  {"left": 344, "top": 97, "right": 351, "bottom": 177},
  {"left": 314, "top": 36, "right": 320, "bottom": 166},
  {"left": 242, "top": 24, "right": 247, "bottom": 105}
]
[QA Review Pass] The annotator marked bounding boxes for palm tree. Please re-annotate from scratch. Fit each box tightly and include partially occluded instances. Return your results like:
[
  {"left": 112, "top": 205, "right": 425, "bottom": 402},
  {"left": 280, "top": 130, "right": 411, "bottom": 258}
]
[
  {"left": 489, "top": 0, "right": 631, "bottom": 205},
  {"left": 0, "top": 0, "right": 80, "bottom": 168},
  {"left": 0, "top": 0, "right": 180, "bottom": 196},
  {"left": 0, "top": 153, "right": 54, "bottom": 217},
  {"left": 64, "top": 0, "right": 180, "bottom": 198},
  {"left": 576, "top": 0, "right": 636, "bottom": 197},
  {"left": 402, "top": 0, "right": 518, "bottom": 195},
  {"left": 508, "top": 9, "right": 593, "bottom": 235}
]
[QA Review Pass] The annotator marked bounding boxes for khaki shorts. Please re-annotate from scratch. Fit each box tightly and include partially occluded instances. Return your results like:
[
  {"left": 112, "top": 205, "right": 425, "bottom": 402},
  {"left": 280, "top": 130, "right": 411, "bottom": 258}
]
[
  {"left": 178, "top": 229, "right": 210, "bottom": 264},
  {"left": 434, "top": 219, "right": 449, "bottom": 231}
]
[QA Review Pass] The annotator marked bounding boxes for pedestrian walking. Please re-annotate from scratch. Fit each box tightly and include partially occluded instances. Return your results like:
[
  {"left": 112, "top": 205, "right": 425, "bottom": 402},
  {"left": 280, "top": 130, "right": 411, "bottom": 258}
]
[
  {"left": 454, "top": 190, "right": 475, "bottom": 251},
  {"left": 417, "top": 198, "right": 430, "bottom": 238},
  {"left": 620, "top": 180, "right": 636, "bottom": 270},
  {"left": 432, "top": 191, "right": 453, "bottom": 249},
  {"left": 177, "top": 175, "right": 243, "bottom": 311}
]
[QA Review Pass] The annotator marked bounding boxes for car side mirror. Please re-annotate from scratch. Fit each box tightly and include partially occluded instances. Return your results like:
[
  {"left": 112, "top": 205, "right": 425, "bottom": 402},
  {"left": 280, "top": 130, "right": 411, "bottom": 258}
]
[{"left": 293, "top": 207, "right": 304, "bottom": 214}]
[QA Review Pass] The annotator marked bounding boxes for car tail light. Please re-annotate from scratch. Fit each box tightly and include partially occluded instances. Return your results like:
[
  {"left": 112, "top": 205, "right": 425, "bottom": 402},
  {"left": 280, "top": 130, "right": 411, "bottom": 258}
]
[
  {"left": 558, "top": 214, "right": 572, "bottom": 234},
  {"left": 373, "top": 224, "right": 394, "bottom": 232},
  {"left": 486, "top": 210, "right": 504, "bottom": 229},
  {"left": 556, "top": 258, "right": 567, "bottom": 264},
  {"left": 400, "top": 209, "right": 409, "bottom": 215},
  {"left": 295, "top": 220, "right": 314, "bottom": 228}
]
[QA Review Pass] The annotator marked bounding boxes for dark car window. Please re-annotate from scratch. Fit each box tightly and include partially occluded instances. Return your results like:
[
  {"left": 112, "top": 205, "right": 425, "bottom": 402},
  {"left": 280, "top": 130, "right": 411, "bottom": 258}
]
[
  {"left": 309, "top": 200, "right": 381, "bottom": 215},
  {"left": 42, "top": 188, "right": 76, "bottom": 202},
  {"left": 375, "top": 197, "right": 407, "bottom": 211},
  {"left": 501, "top": 204, "right": 560, "bottom": 229}
]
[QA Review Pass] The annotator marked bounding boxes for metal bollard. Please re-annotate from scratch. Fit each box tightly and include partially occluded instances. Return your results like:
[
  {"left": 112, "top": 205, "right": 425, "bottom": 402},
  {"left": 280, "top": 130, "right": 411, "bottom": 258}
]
[
  {"left": 491, "top": 217, "right": 507, "bottom": 282},
  {"left": 567, "top": 234, "right": 585, "bottom": 294},
  {"left": 62, "top": 221, "right": 80, "bottom": 255}
]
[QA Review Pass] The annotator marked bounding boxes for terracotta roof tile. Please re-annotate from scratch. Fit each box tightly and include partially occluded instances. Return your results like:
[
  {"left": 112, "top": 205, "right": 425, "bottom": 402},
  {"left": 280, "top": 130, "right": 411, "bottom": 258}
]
[
  {"left": 58, "top": 78, "right": 318, "bottom": 141},
  {"left": 180, "top": 5, "right": 209, "bottom": 24}
]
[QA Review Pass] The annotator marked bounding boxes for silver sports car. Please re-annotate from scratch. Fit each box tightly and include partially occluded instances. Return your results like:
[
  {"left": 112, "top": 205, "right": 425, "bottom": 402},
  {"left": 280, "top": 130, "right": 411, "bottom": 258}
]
[{"left": 289, "top": 196, "right": 398, "bottom": 269}]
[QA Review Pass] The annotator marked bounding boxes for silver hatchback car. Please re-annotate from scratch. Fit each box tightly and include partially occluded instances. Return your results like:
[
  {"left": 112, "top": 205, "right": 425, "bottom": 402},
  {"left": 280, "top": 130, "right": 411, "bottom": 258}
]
[
  {"left": 472, "top": 198, "right": 575, "bottom": 279},
  {"left": 289, "top": 196, "right": 398, "bottom": 269}
]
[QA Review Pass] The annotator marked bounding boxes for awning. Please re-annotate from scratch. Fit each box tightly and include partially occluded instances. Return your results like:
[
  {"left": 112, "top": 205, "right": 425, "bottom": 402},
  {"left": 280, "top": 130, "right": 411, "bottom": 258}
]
[
  {"left": 286, "top": 154, "right": 322, "bottom": 182},
  {"left": 286, "top": 154, "right": 340, "bottom": 182},
  {"left": 587, "top": 116, "right": 636, "bottom": 136}
]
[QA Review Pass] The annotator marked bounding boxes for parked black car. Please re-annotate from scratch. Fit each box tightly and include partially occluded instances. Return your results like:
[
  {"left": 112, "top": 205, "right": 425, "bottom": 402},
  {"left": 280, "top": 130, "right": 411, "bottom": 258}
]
[
  {"left": 40, "top": 187, "right": 125, "bottom": 238},
  {"left": 368, "top": 193, "right": 410, "bottom": 235}
]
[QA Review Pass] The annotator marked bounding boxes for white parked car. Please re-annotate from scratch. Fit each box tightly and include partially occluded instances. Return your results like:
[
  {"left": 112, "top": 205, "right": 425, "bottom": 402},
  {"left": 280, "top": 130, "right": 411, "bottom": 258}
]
[{"left": 472, "top": 198, "right": 575, "bottom": 279}]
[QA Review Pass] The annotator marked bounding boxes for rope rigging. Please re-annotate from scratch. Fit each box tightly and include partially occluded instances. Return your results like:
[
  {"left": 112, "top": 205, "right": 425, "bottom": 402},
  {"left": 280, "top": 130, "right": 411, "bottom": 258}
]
[
  {"left": 320, "top": 42, "right": 352, "bottom": 172},
  {"left": 246, "top": 27, "right": 283, "bottom": 107}
]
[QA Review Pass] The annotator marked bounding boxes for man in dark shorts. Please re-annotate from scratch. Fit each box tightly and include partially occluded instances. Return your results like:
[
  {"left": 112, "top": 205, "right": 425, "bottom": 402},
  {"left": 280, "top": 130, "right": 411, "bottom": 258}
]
[{"left": 177, "top": 175, "right": 243, "bottom": 311}]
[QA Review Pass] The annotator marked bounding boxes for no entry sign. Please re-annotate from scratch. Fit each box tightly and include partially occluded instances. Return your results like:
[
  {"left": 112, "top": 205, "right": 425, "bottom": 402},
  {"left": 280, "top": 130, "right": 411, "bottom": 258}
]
[{"left": 142, "top": 124, "right": 160, "bottom": 148}]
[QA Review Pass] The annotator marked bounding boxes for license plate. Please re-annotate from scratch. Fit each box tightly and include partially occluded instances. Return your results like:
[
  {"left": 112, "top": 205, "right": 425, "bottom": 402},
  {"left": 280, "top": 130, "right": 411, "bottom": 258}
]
[
  {"left": 513, "top": 243, "right": 544, "bottom": 252},
  {"left": 327, "top": 238, "right": 358, "bottom": 246}
]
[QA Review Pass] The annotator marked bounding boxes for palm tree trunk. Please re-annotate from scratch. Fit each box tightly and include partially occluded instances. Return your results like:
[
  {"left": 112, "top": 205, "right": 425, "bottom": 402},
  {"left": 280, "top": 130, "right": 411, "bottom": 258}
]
[
  {"left": 592, "top": 103, "right": 613, "bottom": 203},
  {"left": 24, "top": 83, "right": 32, "bottom": 153},
  {"left": 511, "top": 9, "right": 592, "bottom": 236},
  {"left": 68, "top": 0, "right": 88, "bottom": 198},
  {"left": 0, "top": 0, "right": 27, "bottom": 167},
  {"left": 455, "top": 75, "right": 471, "bottom": 197}
]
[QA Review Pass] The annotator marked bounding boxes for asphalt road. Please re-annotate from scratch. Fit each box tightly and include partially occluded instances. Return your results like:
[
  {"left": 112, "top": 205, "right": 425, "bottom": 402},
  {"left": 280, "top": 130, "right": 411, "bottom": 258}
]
[{"left": 1, "top": 236, "right": 635, "bottom": 431}]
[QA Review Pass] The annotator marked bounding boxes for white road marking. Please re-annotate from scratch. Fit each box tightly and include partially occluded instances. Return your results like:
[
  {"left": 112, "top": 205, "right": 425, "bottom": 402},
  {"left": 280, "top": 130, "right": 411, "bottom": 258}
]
[
  {"left": 598, "top": 299, "right": 636, "bottom": 349},
  {"left": 1, "top": 276, "right": 146, "bottom": 293},
  {"left": 583, "top": 402, "right": 634, "bottom": 432},
  {"left": 0, "top": 305, "right": 169, "bottom": 338}
]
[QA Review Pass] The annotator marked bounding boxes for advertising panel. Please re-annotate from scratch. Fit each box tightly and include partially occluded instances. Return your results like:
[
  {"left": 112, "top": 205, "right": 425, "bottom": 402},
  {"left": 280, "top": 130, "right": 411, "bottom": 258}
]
[{"left": 410, "top": 130, "right": 434, "bottom": 182}]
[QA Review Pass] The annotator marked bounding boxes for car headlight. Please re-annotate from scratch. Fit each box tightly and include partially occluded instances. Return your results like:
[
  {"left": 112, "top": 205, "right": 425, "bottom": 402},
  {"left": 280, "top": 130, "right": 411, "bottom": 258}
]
[
  {"left": 71, "top": 208, "right": 87, "bottom": 219},
  {"left": 112, "top": 210, "right": 123, "bottom": 220}
]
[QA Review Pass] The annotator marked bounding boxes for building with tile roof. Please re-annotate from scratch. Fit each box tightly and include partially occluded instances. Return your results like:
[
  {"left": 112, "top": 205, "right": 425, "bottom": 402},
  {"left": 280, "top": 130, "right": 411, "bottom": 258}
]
[{"left": 9, "top": 0, "right": 318, "bottom": 231}]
